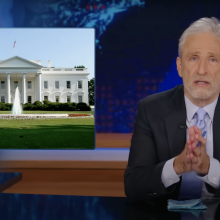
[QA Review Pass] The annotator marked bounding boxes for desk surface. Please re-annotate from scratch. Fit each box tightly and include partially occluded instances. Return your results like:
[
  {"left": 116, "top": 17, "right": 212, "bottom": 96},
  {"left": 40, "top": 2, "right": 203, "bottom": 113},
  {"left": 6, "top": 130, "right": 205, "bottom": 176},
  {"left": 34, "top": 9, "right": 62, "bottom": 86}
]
[
  {"left": 0, "top": 172, "right": 22, "bottom": 192},
  {"left": 1, "top": 168, "right": 126, "bottom": 197},
  {"left": 0, "top": 148, "right": 129, "bottom": 169},
  {"left": 0, "top": 193, "right": 220, "bottom": 220}
]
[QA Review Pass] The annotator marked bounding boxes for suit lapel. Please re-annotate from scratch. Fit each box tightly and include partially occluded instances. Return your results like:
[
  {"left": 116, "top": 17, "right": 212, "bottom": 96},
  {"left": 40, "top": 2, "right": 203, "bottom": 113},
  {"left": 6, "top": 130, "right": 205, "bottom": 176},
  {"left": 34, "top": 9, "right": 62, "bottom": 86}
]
[
  {"left": 164, "top": 85, "right": 187, "bottom": 158},
  {"left": 213, "top": 95, "right": 220, "bottom": 160}
]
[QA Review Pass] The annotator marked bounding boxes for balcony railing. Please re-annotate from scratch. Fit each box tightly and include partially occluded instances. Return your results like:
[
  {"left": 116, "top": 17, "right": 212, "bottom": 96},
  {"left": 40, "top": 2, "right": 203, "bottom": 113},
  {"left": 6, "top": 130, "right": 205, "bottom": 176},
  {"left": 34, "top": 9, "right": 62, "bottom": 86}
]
[{"left": 41, "top": 68, "right": 87, "bottom": 72}]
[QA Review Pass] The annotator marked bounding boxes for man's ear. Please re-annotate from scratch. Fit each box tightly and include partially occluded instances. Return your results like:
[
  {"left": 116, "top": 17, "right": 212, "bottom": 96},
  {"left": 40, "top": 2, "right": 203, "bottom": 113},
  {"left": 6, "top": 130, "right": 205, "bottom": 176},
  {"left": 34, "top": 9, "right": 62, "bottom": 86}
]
[{"left": 176, "top": 57, "right": 182, "bottom": 77}]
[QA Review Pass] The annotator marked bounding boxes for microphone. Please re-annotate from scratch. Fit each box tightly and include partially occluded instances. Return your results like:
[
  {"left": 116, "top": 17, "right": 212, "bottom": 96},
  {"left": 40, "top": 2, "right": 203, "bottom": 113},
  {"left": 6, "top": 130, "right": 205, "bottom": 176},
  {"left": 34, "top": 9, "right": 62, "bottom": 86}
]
[{"left": 179, "top": 125, "right": 188, "bottom": 129}]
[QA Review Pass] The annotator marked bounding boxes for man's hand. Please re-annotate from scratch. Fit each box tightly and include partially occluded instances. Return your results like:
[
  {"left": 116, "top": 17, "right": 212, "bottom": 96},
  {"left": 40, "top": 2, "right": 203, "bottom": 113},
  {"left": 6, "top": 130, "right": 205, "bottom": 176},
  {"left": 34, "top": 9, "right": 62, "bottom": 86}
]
[
  {"left": 174, "top": 125, "right": 210, "bottom": 175},
  {"left": 188, "top": 125, "right": 210, "bottom": 175},
  {"left": 173, "top": 140, "right": 192, "bottom": 175}
]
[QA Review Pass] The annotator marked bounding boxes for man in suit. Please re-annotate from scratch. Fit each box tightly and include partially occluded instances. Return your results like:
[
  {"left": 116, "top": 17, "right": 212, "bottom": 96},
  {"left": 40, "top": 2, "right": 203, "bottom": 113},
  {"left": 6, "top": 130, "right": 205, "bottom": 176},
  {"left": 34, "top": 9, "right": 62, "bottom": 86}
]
[{"left": 124, "top": 17, "right": 220, "bottom": 203}]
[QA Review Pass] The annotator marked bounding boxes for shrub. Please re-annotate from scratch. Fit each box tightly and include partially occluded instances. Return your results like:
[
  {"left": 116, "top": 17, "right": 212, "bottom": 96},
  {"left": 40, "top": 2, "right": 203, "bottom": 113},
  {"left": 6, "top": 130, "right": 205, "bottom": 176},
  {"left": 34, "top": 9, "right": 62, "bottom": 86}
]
[
  {"left": 42, "top": 104, "right": 48, "bottom": 110},
  {"left": 33, "top": 101, "right": 42, "bottom": 105},
  {"left": 70, "top": 102, "right": 77, "bottom": 107},
  {"left": 54, "top": 103, "right": 61, "bottom": 111},
  {"left": 69, "top": 106, "right": 76, "bottom": 111},
  {"left": 76, "top": 102, "right": 91, "bottom": 111},
  {"left": 0, "top": 102, "right": 5, "bottom": 110},
  {"left": 60, "top": 103, "right": 72, "bottom": 111},
  {"left": 32, "top": 101, "right": 43, "bottom": 110},
  {"left": 5, "top": 103, "right": 13, "bottom": 110},
  {"left": 46, "top": 102, "right": 54, "bottom": 111},
  {"left": 47, "top": 102, "right": 59, "bottom": 111},
  {"left": 23, "top": 103, "right": 33, "bottom": 110},
  {"left": 32, "top": 105, "right": 40, "bottom": 110},
  {"left": 43, "top": 100, "right": 51, "bottom": 105},
  {"left": 58, "top": 103, "right": 66, "bottom": 111},
  {"left": 68, "top": 102, "right": 77, "bottom": 110}
]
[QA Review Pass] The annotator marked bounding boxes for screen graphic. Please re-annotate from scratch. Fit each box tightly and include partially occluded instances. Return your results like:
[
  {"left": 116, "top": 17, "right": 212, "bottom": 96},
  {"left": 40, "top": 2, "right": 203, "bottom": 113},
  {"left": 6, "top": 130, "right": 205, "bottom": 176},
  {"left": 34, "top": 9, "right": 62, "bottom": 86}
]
[{"left": 0, "top": 28, "right": 95, "bottom": 149}]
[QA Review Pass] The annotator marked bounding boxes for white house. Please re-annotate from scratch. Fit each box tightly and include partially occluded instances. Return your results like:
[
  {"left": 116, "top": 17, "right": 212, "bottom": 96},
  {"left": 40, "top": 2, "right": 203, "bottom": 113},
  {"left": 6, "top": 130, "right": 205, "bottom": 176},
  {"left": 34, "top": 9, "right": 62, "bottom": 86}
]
[{"left": 0, "top": 56, "right": 89, "bottom": 104}]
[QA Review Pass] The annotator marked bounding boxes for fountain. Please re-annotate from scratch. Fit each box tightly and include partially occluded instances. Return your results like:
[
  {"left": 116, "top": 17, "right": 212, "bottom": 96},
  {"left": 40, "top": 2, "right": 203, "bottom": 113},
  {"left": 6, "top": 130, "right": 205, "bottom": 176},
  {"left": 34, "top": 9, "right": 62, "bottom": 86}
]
[{"left": 12, "top": 87, "right": 22, "bottom": 115}]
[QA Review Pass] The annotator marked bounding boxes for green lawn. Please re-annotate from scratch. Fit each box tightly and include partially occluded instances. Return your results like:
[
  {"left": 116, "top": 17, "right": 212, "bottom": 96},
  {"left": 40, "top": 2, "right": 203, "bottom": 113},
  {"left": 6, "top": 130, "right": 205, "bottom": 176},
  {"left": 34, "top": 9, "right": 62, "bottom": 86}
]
[
  {"left": 0, "top": 110, "right": 93, "bottom": 115},
  {"left": 0, "top": 118, "right": 94, "bottom": 149}
]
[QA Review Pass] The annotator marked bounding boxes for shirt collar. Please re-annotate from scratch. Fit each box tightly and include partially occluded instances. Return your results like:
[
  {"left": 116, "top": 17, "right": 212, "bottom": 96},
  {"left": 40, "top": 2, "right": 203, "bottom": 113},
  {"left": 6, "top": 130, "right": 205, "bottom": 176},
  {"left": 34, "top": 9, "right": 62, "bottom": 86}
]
[{"left": 184, "top": 94, "right": 219, "bottom": 122}]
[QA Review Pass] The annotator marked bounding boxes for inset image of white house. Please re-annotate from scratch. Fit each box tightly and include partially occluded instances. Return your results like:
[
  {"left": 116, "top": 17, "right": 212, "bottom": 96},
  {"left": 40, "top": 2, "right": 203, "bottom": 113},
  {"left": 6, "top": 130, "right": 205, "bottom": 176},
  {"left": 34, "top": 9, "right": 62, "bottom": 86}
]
[{"left": 0, "top": 56, "right": 89, "bottom": 104}]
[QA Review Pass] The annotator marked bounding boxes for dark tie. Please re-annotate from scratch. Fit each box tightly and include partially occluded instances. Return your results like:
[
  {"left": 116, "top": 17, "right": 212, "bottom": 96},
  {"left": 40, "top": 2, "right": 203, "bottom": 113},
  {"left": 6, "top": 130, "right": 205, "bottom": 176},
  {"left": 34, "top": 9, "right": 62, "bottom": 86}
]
[{"left": 178, "top": 108, "right": 207, "bottom": 199}]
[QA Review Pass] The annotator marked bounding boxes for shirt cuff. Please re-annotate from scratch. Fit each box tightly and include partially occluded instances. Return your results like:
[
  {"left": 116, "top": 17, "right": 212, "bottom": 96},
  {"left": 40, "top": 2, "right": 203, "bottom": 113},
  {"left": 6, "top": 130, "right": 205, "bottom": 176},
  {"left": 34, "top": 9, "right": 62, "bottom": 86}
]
[
  {"left": 197, "top": 157, "right": 220, "bottom": 189},
  {"left": 161, "top": 157, "right": 181, "bottom": 188}
]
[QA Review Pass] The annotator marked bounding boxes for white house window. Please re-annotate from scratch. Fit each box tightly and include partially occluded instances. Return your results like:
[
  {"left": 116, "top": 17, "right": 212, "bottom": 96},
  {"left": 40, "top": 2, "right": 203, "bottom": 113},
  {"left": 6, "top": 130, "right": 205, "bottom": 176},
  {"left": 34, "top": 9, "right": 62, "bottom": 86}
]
[
  {"left": 66, "top": 81, "right": 71, "bottom": 89},
  {"left": 78, "top": 81, "right": 82, "bottom": 89},
  {"left": 55, "top": 96, "right": 59, "bottom": 103},
  {"left": 1, "top": 96, "right": 5, "bottom": 103},
  {"left": 14, "top": 81, "right": 18, "bottom": 89},
  {"left": 1, "top": 81, "right": 5, "bottom": 89},
  {"left": 67, "top": 96, "right": 71, "bottom": 103},
  {"left": 44, "top": 96, "right": 48, "bottom": 101},
  {"left": 44, "top": 81, "right": 48, "bottom": 89},
  {"left": 55, "top": 81, "right": 59, "bottom": 89},
  {"left": 78, "top": 95, "right": 82, "bottom": 103},
  {"left": 28, "top": 96, "right": 32, "bottom": 103},
  {"left": 28, "top": 81, "right": 31, "bottom": 89}
]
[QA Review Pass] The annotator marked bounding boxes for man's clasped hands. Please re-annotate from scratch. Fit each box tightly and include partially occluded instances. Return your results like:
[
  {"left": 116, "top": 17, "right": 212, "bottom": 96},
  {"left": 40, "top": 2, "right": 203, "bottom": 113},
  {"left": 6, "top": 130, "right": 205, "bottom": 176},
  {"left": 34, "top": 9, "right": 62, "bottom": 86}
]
[{"left": 174, "top": 125, "right": 210, "bottom": 176}]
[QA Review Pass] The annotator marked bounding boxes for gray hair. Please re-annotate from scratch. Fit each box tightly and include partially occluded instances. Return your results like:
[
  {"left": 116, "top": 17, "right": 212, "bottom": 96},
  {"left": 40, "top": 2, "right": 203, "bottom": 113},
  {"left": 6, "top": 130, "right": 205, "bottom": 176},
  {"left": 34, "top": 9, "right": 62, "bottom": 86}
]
[{"left": 178, "top": 17, "right": 220, "bottom": 57}]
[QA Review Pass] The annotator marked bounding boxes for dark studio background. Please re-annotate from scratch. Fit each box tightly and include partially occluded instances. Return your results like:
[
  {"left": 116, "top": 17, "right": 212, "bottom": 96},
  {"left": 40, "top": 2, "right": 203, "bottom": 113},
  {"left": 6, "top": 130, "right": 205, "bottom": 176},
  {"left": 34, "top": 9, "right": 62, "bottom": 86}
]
[{"left": 95, "top": 1, "right": 219, "bottom": 132}]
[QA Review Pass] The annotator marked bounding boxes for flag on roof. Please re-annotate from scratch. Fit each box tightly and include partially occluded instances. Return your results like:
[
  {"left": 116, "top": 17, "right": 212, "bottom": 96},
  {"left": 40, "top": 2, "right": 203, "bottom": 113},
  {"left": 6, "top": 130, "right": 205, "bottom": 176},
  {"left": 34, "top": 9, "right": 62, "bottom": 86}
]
[{"left": 13, "top": 41, "right": 16, "bottom": 48}]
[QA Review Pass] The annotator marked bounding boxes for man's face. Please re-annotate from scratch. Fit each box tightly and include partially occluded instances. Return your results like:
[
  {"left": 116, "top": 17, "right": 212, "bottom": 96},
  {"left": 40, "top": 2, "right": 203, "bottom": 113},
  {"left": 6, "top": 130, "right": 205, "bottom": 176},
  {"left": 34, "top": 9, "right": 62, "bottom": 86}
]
[{"left": 177, "top": 32, "right": 220, "bottom": 101}]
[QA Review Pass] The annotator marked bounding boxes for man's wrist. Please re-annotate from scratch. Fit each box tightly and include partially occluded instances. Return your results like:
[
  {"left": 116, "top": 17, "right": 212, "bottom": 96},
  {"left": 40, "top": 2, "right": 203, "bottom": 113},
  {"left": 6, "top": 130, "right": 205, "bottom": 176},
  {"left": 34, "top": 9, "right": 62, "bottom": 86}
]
[
  {"left": 198, "top": 155, "right": 210, "bottom": 175},
  {"left": 173, "top": 157, "right": 183, "bottom": 175},
  {"left": 203, "top": 155, "right": 210, "bottom": 175}
]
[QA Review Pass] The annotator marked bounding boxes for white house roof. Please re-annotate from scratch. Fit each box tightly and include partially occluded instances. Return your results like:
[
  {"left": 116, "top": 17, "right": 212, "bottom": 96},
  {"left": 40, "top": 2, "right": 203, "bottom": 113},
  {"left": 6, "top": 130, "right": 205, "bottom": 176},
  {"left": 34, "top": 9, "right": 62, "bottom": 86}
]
[
  {"left": 30, "top": 60, "right": 41, "bottom": 65},
  {"left": 0, "top": 56, "right": 43, "bottom": 68},
  {"left": 0, "top": 56, "right": 89, "bottom": 76}
]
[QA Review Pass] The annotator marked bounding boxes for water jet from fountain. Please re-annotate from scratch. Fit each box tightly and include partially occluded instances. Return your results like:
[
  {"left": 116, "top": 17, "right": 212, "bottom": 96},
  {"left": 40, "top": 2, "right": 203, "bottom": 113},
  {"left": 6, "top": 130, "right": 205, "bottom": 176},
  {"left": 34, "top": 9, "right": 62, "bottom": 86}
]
[{"left": 12, "top": 87, "right": 22, "bottom": 115}]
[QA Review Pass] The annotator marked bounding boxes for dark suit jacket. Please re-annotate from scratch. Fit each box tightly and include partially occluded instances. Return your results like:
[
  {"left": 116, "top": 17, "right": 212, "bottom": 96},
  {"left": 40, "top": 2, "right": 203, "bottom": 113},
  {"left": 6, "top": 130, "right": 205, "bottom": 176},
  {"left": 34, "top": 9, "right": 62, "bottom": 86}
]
[{"left": 124, "top": 84, "right": 220, "bottom": 202}]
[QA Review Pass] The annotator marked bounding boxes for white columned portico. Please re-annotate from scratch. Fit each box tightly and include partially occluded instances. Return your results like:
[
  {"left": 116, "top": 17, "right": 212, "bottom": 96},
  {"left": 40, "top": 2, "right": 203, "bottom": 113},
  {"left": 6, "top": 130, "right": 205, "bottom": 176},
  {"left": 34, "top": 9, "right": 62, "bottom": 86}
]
[
  {"left": 37, "top": 71, "right": 42, "bottom": 101},
  {"left": 22, "top": 73, "right": 26, "bottom": 104},
  {"left": 6, "top": 72, "right": 11, "bottom": 103}
]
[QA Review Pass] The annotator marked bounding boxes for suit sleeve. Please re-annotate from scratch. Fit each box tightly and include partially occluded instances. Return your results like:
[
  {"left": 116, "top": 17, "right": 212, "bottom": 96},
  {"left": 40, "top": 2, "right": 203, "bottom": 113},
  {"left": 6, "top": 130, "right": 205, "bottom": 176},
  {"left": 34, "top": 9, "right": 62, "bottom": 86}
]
[{"left": 124, "top": 99, "right": 181, "bottom": 201}]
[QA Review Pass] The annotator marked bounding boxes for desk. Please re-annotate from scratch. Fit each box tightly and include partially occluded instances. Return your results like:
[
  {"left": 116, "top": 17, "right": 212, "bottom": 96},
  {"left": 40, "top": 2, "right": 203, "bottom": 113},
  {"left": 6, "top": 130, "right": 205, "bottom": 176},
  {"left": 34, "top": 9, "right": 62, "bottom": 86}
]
[
  {"left": 96, "top": 133, "right": 132, "bottom": 148},
  {"left": 0, "top": 168, "right": 126, "bottom": 196},
  {"left": 0, "top": 172, "right": 22, "bottom": 192},
  {"left": 0, "top": 149, "right": 129, "bottom": 197}
]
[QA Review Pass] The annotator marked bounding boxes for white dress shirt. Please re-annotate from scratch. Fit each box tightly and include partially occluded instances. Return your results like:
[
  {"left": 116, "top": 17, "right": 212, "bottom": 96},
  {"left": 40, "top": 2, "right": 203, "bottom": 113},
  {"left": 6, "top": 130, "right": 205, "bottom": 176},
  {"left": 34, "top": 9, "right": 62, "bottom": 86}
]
[{"left": 161, "top": 94, "right": 220, "bottom": 197}]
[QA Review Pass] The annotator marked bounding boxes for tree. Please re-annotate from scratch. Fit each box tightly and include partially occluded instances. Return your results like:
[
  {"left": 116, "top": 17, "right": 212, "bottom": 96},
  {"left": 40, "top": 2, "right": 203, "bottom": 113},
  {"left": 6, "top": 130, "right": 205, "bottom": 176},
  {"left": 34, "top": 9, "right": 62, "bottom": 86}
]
[
  {"left": 88, "top": 78, "right": 94, "bottom": 105},
  {"left": 75, "top": 65, "right": 85, "bottom": 68}
]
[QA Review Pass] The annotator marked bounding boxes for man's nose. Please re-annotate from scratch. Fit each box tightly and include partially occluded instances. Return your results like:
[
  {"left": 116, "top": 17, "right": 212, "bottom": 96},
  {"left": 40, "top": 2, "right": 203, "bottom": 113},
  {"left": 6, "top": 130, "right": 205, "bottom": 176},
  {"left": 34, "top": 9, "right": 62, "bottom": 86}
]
[{"left": 197, "top": 59, "right": 207, "bottom": 74}]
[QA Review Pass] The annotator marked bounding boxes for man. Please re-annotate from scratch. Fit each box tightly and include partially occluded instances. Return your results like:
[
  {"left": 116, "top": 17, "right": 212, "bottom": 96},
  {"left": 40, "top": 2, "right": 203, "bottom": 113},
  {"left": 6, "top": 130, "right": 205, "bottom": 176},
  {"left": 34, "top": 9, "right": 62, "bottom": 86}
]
[{"left": 124, "top": 17, "right": 220, "bottom": 202}]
